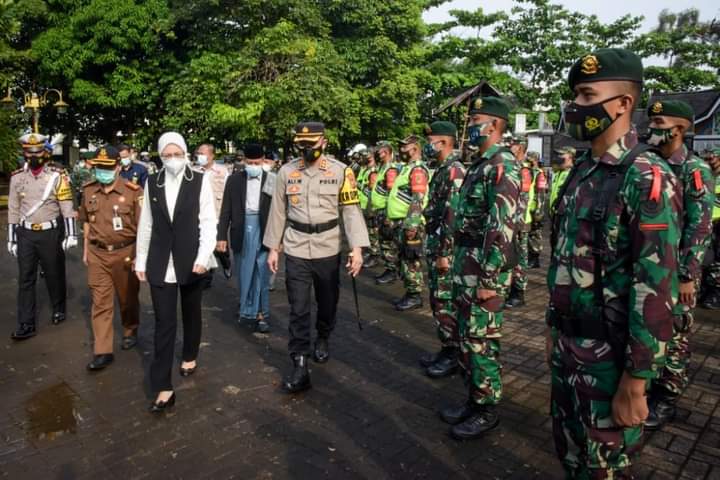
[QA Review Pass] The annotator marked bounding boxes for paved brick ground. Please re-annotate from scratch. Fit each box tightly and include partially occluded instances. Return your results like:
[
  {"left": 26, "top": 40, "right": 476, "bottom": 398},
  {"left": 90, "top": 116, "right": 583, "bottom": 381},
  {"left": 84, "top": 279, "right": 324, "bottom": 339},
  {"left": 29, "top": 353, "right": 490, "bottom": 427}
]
[{"left": 0, "top": 231, "right": 719, "bottom": 479}]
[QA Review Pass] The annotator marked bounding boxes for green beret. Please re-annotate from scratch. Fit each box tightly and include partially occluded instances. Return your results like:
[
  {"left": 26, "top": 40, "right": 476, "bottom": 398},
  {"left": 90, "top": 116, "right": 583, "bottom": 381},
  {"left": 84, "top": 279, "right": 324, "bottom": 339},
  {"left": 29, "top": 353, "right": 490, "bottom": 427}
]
[
  {"left": 647, "top": 99, "right": 694, "bottom": 122},
  {"left": 568, "top": 48, "right": 643, "bottom": 90},
  {"left": 468, "top": 96, "right": 510, "bottom": 121},
  {"left": 425, "top": 121, "right": 457, "bottom": 137}
]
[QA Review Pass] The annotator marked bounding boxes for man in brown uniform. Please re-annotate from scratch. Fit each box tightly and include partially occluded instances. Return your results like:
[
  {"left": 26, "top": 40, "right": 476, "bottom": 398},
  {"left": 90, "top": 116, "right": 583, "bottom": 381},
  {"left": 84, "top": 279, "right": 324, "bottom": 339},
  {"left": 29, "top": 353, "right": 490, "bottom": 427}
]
[
  {"left": 264, "top": 121, "right": 369, "bottom": 394},
  {"left": 8, "top": 133, "right": 77, "bottom": 340},
  {"left": 80, "top": 146, "right": 143, "bottom": 371}
]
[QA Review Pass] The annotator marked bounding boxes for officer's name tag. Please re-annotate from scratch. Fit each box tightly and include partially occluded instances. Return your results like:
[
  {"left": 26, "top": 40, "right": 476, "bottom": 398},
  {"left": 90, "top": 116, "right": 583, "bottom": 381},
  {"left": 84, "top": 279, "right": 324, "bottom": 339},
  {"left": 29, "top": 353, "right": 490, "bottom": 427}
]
[
  {"left": 113, "top": 217, "right": 123, "bottom": 231},
  {"left": 263, "top": 172, "right": 277, "bottom": 196}
]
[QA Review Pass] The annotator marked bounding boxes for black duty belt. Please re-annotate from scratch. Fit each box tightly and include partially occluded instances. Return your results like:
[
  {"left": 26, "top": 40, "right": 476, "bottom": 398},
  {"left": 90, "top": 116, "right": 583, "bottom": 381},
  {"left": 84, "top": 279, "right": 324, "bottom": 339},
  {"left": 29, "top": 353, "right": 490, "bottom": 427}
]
[
  {"left": 454, "top": 233, "right": 483, "bottom": 248},
  {"left": 547, "top": 307, "right": 608, "bottom": 341},
  {"left": 288, "top": 219, "right": 339, "bottom": 234},
  {"left": 90, "top": 239, "right": 135, "bottom": 252}
]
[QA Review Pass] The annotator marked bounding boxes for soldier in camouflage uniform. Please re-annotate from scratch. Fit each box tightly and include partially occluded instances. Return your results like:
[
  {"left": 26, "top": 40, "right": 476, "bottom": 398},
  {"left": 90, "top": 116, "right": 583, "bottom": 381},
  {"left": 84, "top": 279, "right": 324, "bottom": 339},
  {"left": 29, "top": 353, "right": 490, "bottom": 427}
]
[
  {"left": 371, "top": 141, "right": 403, "bottom": 285},
  {"left": 506, "top": 135, "right": 532, "bottom": 308},
  {"left": 526, "top": 151, "right": 547, "bottom": 269},
  {"left": 437, "top": 97, "right": 520, "bottom": 440},
  {"left": 700, "top": 148, "right": 720, "bottom": 309},
  {"left": 546, "top": 48, "right": 682, "bottom": 478},
  {"left": 418, "top": 122, "right": 466, "bottom": 377},
  {"left": 388, "top": 135, "right": 430, "bottom": 311},
  {"left": 643, "top": 100, "right": 716, "bottom": 430}
]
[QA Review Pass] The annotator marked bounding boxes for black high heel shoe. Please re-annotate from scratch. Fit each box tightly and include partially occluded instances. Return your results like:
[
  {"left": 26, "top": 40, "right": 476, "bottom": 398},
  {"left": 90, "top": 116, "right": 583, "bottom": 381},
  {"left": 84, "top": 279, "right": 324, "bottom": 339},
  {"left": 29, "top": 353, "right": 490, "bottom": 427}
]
[
  {"left": 149, "top": 392, "right": 176, "bottom": 413},
  {"left": 180, "top": 363, "right": 197, "bottom": 377}
]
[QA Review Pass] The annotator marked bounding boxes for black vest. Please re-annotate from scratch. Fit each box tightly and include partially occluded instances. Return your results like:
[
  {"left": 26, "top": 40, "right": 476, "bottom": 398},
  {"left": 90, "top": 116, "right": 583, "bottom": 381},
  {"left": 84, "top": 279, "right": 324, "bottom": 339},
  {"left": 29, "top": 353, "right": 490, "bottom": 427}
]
[{"left": 146, "top": 169, "right": 204, "bottom": 286}]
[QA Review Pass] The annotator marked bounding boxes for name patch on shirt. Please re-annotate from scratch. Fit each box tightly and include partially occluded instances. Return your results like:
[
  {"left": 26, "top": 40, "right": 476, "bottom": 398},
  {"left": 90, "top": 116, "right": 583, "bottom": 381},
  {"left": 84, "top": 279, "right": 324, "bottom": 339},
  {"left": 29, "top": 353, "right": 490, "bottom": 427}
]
[{"left": 320, "top": 179, "right": 338, "bottom": 185}]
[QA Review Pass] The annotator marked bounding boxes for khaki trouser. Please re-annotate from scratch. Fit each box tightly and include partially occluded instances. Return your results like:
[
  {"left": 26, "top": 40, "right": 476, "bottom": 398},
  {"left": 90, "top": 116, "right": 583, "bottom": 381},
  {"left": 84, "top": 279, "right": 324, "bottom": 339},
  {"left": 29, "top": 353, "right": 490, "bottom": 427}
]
[{"left": 87, "top": 244, "right": 140, "bottom": 354}]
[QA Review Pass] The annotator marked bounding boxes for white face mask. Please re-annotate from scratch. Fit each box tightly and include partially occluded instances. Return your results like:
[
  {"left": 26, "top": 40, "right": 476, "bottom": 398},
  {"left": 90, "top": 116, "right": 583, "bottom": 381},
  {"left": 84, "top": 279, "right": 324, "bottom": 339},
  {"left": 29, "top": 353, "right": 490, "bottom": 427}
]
[
  {"left": 262, "top": 164, "right": 272, "bottom": 172},
  {"left": 120, "top": 157, "right": 131, "bottom": 167},
  {"left": 163, "top": 157, "right": 187, "bottom": 176},
  {"left": 196, "top": 154, "right": 208, "bottom": 167}
]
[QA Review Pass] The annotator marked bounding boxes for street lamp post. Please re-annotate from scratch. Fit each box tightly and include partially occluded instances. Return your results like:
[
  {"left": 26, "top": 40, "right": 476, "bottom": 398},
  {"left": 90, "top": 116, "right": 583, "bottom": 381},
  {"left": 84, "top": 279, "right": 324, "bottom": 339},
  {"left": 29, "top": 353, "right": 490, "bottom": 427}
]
[{"left": 1, "top": 85, "right": 69, "bottom": 133}]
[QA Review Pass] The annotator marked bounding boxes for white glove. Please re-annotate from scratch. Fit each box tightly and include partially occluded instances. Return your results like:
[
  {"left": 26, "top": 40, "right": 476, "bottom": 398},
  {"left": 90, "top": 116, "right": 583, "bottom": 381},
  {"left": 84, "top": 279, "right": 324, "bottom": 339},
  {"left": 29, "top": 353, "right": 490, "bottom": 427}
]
[
  {"left": 7, "top": 242, "right": 17, "bottom": 257},
  {"left": 62, "top": 236, "right": 78, "bottom": 251}
]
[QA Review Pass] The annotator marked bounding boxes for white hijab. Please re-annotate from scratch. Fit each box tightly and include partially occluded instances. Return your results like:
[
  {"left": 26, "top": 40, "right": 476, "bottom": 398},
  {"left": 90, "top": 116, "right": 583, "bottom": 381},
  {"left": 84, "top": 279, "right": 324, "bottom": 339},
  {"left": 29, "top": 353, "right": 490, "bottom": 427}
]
[{"left": 158, "top": 132, "right": 189, "bottom": 177}]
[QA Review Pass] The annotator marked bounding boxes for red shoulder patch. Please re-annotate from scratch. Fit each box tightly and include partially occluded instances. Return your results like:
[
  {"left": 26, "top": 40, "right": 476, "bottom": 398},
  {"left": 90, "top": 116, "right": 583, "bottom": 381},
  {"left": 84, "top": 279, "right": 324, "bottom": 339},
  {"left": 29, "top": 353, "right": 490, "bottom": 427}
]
[
  {"left": 649, "top": 165, "right": 661, "bottom": 202},
  {"left": 520, "top": 167, "right": 531, "bottom": 192},
  {"left": 495, "top": 164, "right": 504, "bottom": 184},
  {"left": 693, "top": 170, "right": 703, "bottom": 191},
  {"left": 385, "top": 168, "right": 398, "bottom": 188}
]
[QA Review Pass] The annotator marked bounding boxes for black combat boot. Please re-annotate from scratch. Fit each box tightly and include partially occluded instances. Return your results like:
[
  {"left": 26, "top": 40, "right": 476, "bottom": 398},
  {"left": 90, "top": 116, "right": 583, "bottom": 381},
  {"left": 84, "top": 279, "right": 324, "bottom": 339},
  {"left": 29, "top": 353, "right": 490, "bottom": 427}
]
[
  {"left": 700, "top": 289, "right": 720, "bottom": 310},
  {"left": 375, "top": 269, "right": 397, "bottom": 285},
  {"left": 426, "top": 347, "right": 459, "bottom": 378},
  {"left": 313, "top": 337, "right": 329, "bottom": 363},
  {"left": 439, "top": 398, "right": 475, "bottom": 425},
  {"left": 645, "top": 394, "right": 677, "bottom": 431},
  {"left": 505, "top": 286, "right": 525, "bottom": 308},
  {"left": 11, "top": 323, "right": 37, "bottom": 341},
  {"left": 419, "top": 350, "right": 443, "bottom": 368},
  {"left": 51, "top": 312, "right": 66, "bottom": 325},
  {"left": 364, "top": 256, "right": 379, "bottom": 269},
  {"left": 283, "top": 355, "right": 311, "bottom": 393},
  {"left": 86, "top": 354, "right": 115, "bottom": 372},
  {"left": 450, "top": 405, "right": 499, "bottom": 440},
  {"left": 396, "top": 293, "right": 423, "bottom": 311},
  {"left": 528, "top": 253, "right": 541, "bottom": 269}
]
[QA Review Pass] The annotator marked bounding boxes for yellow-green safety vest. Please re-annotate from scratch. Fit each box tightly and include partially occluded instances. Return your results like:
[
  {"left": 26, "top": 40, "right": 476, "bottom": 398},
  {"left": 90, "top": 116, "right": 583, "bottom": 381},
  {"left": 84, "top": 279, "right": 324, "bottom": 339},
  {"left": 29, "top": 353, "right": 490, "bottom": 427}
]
[
  {"left": 550, "top": 169, "right": 571, "bottom": 215},
  {"left": 713, "top": 174, "right": 720, "bottom": 222},
  {"left": 387, "top": 161, "right": 430, "bottom": 220},
  {"left": 371, "top": 162, "right": 402, "bottom": 211},
  {"left": 357, "top": 166, "right": 375, "bottom": 210}
]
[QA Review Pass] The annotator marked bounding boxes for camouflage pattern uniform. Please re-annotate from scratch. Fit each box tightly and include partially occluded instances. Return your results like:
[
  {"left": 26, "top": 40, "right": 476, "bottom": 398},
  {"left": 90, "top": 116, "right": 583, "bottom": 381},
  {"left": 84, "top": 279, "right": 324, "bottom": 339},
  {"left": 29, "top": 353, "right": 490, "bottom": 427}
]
[
  {"left": 396, "top": 159, "right": 430, "bottom": 296},
  {"left": 547, "top": 130, "right": 682, "bottom": 478},
  {"left": 528, "top": 163, "right": 548, "bottom": 264},
  {"left": 702, "top": 169, "right": 720, "bottom": 305},
  {"left": 653, "top": 145, "right": 715, "bottom": 398},
  {"left": 510, "top": 161, "right": 533, "bottom": 294},
  {"left": 372, "top": 160, "right": 402, "bottom": 277},
  {"left": 442, "top": 143, "right": 520, "bottom": 406},
  {"left": 425, "top": 150, "right": 465, "bottom": 346}
]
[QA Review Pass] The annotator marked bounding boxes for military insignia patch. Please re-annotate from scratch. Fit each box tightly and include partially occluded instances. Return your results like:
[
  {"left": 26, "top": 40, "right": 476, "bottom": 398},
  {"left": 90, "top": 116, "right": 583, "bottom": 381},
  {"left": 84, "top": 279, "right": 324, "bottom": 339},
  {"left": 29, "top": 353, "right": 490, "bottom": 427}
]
[
  {"left": 290, "top": 170, "right": 302, "bottom": 179},
  {"left": 473, "top": 98, "right": 483, "bottom": 109},
  {"left": 585, "top": 117, "right": 600, "bottom": 131},
  {"left": 651, "top": 102, "right": 663, "bottom": 114},
  {"left": 302, "top": 126, "right": 309, "bottom": 133},
  {"left": 580, "top": 55, "right": 600, "bottom": 75},
  {"left": 290, "top": 195, "right": 300, "bottom": 205}
]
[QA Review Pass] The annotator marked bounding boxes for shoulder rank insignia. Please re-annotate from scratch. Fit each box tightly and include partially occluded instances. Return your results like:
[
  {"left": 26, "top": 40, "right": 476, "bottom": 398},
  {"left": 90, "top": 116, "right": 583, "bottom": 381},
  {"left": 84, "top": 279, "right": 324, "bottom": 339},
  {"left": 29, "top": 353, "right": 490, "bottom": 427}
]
[{"left": 125, "top": 181, "right": 140, "bottom": 191}]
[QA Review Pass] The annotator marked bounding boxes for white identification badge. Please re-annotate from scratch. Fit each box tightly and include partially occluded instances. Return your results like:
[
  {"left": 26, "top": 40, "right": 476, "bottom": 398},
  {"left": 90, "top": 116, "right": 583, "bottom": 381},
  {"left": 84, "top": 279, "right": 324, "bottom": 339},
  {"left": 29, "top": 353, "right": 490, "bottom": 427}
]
[
  {"left": 262, "top": 171, "right": 277, "bottom": 196},
  {"left": 112, "top": 206, "right": 123, "bottom": 231}
]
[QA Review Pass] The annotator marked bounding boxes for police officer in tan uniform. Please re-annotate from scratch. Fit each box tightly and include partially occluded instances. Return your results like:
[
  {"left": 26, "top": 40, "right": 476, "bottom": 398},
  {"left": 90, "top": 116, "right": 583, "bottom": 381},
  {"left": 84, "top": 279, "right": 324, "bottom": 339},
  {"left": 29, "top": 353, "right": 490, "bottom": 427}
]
[
  {"left": 80, "top": 146, "right": 143, "bottom": 371},
  {"left": 8, "top": 133, "right": 77, "bottom": 340},
  {"left": 264, "top": 122, "right": 369, "bottom": 393}
]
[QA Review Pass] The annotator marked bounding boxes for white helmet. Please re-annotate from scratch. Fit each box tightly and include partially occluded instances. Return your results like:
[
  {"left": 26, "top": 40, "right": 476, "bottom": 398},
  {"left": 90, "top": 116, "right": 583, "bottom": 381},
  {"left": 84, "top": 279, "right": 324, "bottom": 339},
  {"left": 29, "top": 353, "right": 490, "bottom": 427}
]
[{"left": 348, "top": 143, "right": 368, "bottom": 156}]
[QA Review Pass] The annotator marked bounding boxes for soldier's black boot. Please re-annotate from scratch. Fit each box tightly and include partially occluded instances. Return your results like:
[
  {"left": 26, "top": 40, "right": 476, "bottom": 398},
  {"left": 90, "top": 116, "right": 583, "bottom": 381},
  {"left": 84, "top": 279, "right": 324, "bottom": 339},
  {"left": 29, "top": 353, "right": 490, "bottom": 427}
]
[
  {"left": 700, "top": 289, "right": 720, "bottom": 310},
  {"left": 645, "top": 395, "right": 677, "bottom": 431},
  {"left": 426, "top": 347, "right": 459, "bottom": 378},
  {"left": 439, "top": 398, "right": 475, "bottom": 425},
  {"left": 364, "top": 256, "right": 378, "bottom": 269},
  {"left": 283, "top": 355, "right": 311, "bottom": 394},
  {"left": 450, "top": 405, "right": 499, "bottom": 440},
  {"left": 313, "top": 337, "right": 329, "bottom": 363},
  {"left": 375, "top": 269, "right": 397, "bottom": 285},
  {"left": 11, "top": 323, "right": 37, "bottom": 341},
  {"left": 396, "top": 293, "right": 423, "bottom": 311},
  {"left": 505, "top": 287, "right": 525, "bottom": 308},
  {"left": 528, "top": 253, "right": 541, "bottom": 269},
  {"left": 51, "top": 312, "right": 66, "bottom": 325},
  {"left": 419, "top": 350, "right": 443, "bottom": 368}
]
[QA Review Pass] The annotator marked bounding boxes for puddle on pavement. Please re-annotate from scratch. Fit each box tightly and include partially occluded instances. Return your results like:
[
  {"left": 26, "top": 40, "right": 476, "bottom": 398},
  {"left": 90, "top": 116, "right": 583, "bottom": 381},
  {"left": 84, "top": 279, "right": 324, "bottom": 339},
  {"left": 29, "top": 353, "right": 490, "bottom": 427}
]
[{"left": 24, "top": 382, "right": 79, "bottom": 441}]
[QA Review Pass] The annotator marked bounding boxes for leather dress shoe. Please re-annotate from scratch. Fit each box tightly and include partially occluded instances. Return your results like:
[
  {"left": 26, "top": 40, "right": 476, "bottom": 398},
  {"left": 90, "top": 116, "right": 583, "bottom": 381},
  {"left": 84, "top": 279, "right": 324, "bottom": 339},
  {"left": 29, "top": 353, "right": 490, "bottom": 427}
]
[
  {"left": 426, "top": 353, "right": 459, "bottom": 378},
  {"left": 283, "top": 355, "right": 311, "bottom": 393},
  {"left": 149, "top": 392, "right": 176, "bottom": 413},
  {"left": 645, "top": 396, "right": 677, "bottom": 431},
  {"left": 375, "top": 269, "right": 397, "bottom": 285},
  {"left": 87, "top": 354, "right": 115, "bottom": 371},
  {"left": 313, "top": 337, "right": 329, "bottom": 363},
  {"left": 255, "top": 318, "right": 271, "bottom": 333},
  {"left": 180, "top": 362, "right": 197, "bottom": 377},
  {"left": 51, "top": 312, "right": 66, "bottom": 325},
  {"left": 11, "top": 324, "right": 37, "bottom": 341},
  {"left": 121, "top": 333, "right": 138, "bottom": 350},
  {"left": 439, "top": 401, "right": 475, "bottom": 425},
  {"left": 396, "top": 294, "right": 423, "bottom": 311},
  {"left": 450, "top": 406, "right": 499, "bottom": 440}
]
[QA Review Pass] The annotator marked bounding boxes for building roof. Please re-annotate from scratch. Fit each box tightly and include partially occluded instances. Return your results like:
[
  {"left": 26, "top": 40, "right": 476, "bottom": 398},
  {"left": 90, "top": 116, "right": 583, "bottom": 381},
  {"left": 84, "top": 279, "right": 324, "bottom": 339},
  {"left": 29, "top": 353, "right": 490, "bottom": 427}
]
[{"left": 432, "top": 81, "right": 503, "bottom": 117}]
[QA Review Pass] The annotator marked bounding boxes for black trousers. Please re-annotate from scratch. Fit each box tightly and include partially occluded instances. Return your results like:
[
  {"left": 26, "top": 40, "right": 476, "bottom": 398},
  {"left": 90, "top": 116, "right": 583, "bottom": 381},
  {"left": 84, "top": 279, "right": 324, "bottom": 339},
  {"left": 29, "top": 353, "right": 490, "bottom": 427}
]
[
  {"left": 16, "top": 227, "right": 66, "bottom": 327},
  {"left": 149, "top": 280, "right": 204, "bottom": 392},
  {"left": 285, "top": 253, "right": 340, "bottom": 356}
]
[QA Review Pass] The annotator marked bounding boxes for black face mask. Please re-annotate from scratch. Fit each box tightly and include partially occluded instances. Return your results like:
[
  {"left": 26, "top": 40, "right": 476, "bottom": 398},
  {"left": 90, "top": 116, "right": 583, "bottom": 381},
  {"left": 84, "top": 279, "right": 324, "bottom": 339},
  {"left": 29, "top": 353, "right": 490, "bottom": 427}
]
[
  {"left": 399, "top": 150, "right": 411, "bottom": 162},
  {"left": 374, "top": 151, "right": 382, "bottom": 162},
  {"left": 27, "top": 156, "right": 44, "bottom": 169},
  {"left": 299, "top": 145, "right": 323, "bottom": 163},
  {"left": 564, "top": 94, "right": 624, "bottom": 141}
]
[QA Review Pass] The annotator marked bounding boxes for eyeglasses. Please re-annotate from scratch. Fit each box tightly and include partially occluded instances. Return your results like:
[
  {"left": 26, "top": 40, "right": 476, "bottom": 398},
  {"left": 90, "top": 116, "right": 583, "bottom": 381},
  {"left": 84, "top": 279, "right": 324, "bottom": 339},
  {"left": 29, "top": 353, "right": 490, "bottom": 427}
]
[{"left": 161, "top": 154, "right": 186, "bottom": 162}]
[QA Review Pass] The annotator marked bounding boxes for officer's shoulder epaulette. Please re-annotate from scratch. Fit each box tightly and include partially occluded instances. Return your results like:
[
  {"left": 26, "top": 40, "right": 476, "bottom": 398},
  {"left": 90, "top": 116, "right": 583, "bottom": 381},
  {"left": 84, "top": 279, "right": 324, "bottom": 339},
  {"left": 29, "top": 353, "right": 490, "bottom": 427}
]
[
  {"left": 11, "top": 167, "right": 24, "bottom": 177},
  {"left": 124, "top": 181, "right": 140, "bottom": 191}
]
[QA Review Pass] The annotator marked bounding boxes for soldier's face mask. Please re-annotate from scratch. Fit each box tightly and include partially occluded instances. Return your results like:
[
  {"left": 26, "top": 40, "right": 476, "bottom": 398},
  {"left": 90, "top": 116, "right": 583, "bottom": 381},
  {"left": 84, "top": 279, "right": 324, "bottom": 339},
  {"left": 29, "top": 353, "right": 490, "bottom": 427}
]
[
  {"left": 423, "top": 141, "right": 441, "bottom": 159},
  {"left": 468, "top": 121, "right": 493, "bottom": 147},
  {"left": 646, "top": 126, "right": 678, "bottom": 146},
  {"left": 564, "top": 94, "right": 625, "bottom": 141}
]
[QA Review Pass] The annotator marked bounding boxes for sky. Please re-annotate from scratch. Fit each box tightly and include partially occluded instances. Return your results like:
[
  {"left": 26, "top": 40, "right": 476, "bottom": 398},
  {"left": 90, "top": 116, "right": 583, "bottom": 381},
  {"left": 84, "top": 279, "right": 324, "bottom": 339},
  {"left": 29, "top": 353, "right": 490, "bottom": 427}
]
[{"left": 424, "top": 0, "right": 720, "bottom": 38}]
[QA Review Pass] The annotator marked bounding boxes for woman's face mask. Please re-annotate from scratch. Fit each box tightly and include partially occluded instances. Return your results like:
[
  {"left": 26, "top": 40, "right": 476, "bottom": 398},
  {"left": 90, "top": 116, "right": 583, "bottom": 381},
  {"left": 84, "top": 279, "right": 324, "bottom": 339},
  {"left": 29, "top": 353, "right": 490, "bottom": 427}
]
[{"left": 162, "top": 153, "right": 187, "bottom": 176}]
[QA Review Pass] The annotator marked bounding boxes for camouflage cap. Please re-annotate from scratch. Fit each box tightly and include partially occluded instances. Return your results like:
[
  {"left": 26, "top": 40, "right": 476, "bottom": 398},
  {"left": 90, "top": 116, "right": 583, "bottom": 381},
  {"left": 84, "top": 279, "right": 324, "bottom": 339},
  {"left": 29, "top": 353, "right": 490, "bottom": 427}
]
[
  {"left": 568, "top": 48, "right": 643, "bottom": 90},
  {"left": 527, "top": 151, "right": 540, "bottom": 160},
  {"left": 554, "top": 146, "right": 576, "bottom": 156},
  {"left": 510, "top": 134, "right": 528, "bottom": 146},
  {"left": 399, "top": 135, "right": 421, "bottom": 146},
  {"left": 647, "top": 99, "right": 694, "bottom": 122},
  {"left": 376, "top": 140, "right": 394, "bottom": 151}
]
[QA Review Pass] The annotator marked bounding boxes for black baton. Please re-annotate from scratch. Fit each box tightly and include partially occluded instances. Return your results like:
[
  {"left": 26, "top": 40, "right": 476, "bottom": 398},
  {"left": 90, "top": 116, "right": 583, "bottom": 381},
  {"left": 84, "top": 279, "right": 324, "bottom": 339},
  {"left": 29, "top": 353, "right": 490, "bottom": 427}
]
[{"left": 351, "top": 274, "right": 362, "bottom": 331}]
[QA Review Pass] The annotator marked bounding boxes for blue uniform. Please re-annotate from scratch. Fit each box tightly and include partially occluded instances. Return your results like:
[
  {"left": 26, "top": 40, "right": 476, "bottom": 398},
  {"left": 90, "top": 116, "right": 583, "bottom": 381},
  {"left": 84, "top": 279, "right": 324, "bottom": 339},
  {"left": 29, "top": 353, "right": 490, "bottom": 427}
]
[{"left": 119, "top": 162, "right": 148, "bottom": 187}]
